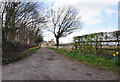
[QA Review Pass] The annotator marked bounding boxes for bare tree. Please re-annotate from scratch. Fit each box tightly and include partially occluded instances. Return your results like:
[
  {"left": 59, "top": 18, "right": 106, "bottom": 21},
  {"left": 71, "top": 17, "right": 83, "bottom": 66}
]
[
  {"left": 0, "top": 2, "right": 5, "bottom": 29},
  {"left": 1, "top": 2, "right": 45, "bottom": 44},
  {"left": 48, "top": 6, "right": 82, "bottom": 47}
]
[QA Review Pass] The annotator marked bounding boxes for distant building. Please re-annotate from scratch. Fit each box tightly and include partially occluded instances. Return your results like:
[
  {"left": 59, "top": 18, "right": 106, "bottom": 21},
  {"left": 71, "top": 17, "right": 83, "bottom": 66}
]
[
  {"left": 48, "top": 39, "right": 55, "bottom": 46},
  {"left": 41, "top": 39, "right": 55, "bottom": 47}
]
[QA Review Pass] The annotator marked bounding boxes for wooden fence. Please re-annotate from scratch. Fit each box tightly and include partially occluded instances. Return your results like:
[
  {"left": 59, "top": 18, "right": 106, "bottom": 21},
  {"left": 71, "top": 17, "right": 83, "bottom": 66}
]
[{"left": 73, "top": 30, "right": 120, "bottom": 58}]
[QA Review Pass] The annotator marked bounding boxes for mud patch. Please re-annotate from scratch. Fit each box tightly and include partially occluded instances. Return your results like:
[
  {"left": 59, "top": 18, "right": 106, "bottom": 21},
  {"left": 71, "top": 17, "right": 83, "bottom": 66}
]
[
  {"left": 48, "top": 58, "right": 55, "bottom": 61},
  {"left": 49, "top": 52, "right": 52, "bottom": 53},
  {"left": 71, "top": 68, "right": 76, "bottom": 70},
  {"left": 51, "top": 55, "right": 56, "bottom": 56},
  {"left": 86, "top": 72, "right": 92, "bottom": 75}
]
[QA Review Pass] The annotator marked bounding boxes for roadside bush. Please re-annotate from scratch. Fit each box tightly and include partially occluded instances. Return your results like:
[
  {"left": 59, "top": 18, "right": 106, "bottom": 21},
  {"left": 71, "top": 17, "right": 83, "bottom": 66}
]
[{"left": 2, "top": 40, "right": 37, "bottom": 61}]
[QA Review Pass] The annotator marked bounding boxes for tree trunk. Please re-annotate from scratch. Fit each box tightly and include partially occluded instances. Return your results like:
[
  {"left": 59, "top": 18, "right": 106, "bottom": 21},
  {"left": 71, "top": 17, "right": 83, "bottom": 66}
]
[{"left": 56, "top": 37, "right": 59, "bottom": 48}]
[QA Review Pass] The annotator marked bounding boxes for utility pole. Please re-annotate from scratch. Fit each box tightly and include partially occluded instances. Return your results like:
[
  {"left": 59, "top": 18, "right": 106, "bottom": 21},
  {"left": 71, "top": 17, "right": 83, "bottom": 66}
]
[{"left": 48, "top": 34, "right": 49, "bottom": 42}]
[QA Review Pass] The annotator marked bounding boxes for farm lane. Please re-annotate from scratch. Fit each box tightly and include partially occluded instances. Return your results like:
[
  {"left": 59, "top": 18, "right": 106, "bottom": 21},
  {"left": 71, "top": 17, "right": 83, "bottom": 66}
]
[{"left": 2, "top": 47, "right": 118, "bottom": 80}]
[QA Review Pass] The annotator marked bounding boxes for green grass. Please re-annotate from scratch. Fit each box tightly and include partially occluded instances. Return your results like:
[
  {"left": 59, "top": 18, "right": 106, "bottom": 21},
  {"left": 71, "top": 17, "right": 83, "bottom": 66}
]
[
  {"left": 47, "top": 47, "right": 119, "bottom": 73},
  {"left": 2, "top": 48, "right": 40, "bottom": 64}
]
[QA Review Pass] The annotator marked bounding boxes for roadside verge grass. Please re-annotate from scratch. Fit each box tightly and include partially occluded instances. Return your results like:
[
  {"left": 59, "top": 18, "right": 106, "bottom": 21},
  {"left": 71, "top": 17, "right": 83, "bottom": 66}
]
[
  {"left": 2, "top": 46, "right": 40, "bottom": 64},
  {"left": 47, "top": 47, "right": 119, "bottom": 73}
]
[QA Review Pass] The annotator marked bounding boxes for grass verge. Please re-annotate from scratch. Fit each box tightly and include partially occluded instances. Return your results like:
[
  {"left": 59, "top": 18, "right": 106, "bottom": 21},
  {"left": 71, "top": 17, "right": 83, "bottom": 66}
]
[
  {"left": 2, "top": 47, "right": 40, "bottom": 64},
  {"left": 47, "top": 47, "right": 119, "bottom": 73}
]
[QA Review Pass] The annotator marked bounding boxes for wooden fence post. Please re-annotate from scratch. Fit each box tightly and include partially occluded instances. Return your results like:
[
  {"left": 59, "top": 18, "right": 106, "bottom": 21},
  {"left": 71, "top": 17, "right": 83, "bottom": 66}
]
[
  {"left": 83, "top": 41, "right": 85, "bottom": 55},
  {"left": 78, "top": 37, "right": 80, "bottom": 51},
  {"left": 94, "top": 37, "right": 98, "bottom": 56}
]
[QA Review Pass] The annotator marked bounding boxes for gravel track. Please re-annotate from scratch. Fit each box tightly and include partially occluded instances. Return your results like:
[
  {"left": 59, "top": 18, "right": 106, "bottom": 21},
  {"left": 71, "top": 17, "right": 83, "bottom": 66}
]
[{"left": 2, "top": 47, "right": 119, "bottom": 80}]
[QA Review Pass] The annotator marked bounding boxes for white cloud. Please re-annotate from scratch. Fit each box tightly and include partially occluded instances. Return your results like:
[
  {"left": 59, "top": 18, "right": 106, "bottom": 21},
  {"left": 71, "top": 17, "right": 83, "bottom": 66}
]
[
  {"left": 43, "top": 31, "right": 55, "bottom": 42},
  {"left": 59, "top": 27, "right": 118, "bottom": 43},
  {"left": 52, "top": 1, "right": 117, "bottom": 25},
  {"left": 43, "top": 28, "right": 89, "bottom": 44},
  {"left": 59, "top": 29, "right": 89, "bottom": 43},
  {"left": 52, "top": 0, "right": 119, "bottom": 3},
  {"left": 43, "top": 0, "right": 118, "bottom": 43},
  {"left": 104, "top": 8, "right": 117, "bottom": 16},
  {"left": 95, "top": 27, "right": 118, "bottom": 33}
]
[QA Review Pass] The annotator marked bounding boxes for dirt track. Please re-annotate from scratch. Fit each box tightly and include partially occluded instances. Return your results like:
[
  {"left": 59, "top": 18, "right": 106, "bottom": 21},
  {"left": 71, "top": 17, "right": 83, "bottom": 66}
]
[{"left": 2, "top": 47, "right": 119, "bottom": 80}]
